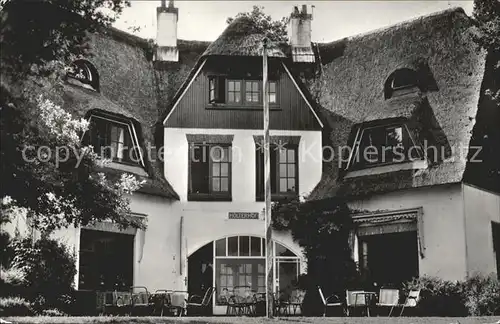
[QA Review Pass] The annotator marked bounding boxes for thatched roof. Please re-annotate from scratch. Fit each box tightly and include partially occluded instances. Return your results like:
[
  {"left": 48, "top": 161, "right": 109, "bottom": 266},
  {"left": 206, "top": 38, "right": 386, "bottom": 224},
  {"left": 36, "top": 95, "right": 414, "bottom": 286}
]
[
  {"left": 202, "top": 16, "right": 286, "bottom": 58},
  {"left": 308, "top": 8, "right": 487, "bottom": 200}
]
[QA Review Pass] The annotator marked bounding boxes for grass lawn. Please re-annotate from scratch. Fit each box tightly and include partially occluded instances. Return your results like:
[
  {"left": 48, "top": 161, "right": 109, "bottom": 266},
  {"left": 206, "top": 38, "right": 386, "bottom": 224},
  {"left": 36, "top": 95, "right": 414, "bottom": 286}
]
[{"left": 2, "top": 317, "right": 500, "bottom": 324}]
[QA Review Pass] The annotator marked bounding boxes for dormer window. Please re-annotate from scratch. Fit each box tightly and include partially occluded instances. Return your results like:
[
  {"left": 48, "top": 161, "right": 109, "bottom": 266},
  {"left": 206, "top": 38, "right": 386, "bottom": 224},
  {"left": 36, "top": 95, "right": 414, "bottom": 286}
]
[
  {"left": 67, "top": 60, "right": 99, "bottom": 91},
  {"left": 348, "top": 124, "right": 423, "bottom": 170},
  {"left": 384, "top": 68, "right": 418, "bottom": 99},
  {"left": 87, "top": 116, "right": 142, "bottom": 166}
]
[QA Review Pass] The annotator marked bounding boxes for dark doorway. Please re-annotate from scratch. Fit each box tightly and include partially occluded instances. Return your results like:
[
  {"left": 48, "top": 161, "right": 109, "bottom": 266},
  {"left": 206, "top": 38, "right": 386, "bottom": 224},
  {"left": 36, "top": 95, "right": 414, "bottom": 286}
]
[
  {"left": 78, "top": 229, "right": 134, "bottom": 291},
  {"left": 359, "top": 231, "right": 419, "bottom": 287},
  {"left": 188, "top": 242, "right": 213, "bottom": 299},
  {"left": 492, "top": 221, "right": 500, "bottom": 279}
]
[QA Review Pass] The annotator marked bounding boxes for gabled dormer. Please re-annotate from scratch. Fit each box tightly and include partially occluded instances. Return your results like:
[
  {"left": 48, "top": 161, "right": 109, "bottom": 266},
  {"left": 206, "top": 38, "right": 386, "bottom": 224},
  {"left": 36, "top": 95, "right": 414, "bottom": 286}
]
[{"left": 162, "top": 16, "right": 323, "bottom": 131}]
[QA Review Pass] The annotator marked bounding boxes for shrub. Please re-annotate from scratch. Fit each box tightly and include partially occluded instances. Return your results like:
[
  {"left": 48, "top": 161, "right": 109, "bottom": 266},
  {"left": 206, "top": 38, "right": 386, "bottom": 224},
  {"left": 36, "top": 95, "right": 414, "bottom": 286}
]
[
  {"left": 403, "top": 276, "right": 468, "bottom": 316},
  {"left": 0, "top": 266, "right": 26, "bottom": 297},
  {"left": 10, "top": 236, "right": 76, "bottom": 312},
  {"left": 463, "top": 273, "right": 500, "bottom": 316},
  {"left": 0, "top": 297, "right": 33, "bottom": 316},
  {"left": 41, "top": 308, "right": 67, "bottom": 316}
]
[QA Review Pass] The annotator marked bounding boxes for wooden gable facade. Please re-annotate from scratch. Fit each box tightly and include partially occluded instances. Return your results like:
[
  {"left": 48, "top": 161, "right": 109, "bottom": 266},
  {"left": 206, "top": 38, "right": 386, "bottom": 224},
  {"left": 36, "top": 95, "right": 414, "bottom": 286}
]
[{"left": 164, "top": 56, "right": 322, "bottom": 130}]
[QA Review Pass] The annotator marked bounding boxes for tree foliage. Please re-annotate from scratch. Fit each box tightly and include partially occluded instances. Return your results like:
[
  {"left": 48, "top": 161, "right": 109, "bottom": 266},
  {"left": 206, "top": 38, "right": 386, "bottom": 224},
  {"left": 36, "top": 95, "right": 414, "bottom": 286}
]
[
  {"left": 226, "top": 5, "right": 288, "bottom": 44},
  {"left": 1, "top": 0, "right": 130, "bottom": 75},
  {"left": 272, "top": 196, "right": 359, "bottom": 314},
  {"left": 0, "top": 0, "right": 145, "bottom": 234}
]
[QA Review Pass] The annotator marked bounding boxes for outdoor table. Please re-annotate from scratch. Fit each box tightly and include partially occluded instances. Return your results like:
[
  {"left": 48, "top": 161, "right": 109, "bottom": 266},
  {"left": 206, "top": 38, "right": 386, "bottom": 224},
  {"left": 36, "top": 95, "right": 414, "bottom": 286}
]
[{"left": 352, "top": 291, "right": 377, "bottom": 317}]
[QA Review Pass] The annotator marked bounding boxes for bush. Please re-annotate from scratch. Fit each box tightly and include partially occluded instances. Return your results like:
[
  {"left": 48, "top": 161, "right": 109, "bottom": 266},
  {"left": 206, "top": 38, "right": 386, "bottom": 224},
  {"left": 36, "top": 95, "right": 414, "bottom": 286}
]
[
  {"left": 0, "top": 266, "right": 26, "bottom": 297},
  {"left": 10, "top": 236, "right": 76, "bottom": 312},
  {"left": 41, "top": 308, "right": 67, "bottom": 316},
  {"left": 463, "top": 273, "right": 500, "bottom": 316},
  {"left": 0, "top": 297, "right": 33, "bottom": 316},
  {"left": 403, "top": 276, "right": 468, "bottom": 316}
]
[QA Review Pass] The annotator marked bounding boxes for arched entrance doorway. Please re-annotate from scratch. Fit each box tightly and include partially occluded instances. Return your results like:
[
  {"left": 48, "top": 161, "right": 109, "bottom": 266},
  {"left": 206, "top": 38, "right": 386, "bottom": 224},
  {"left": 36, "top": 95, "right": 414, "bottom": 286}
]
[{"left": 188, "top": 235, "right": 301, "bottom": 315}]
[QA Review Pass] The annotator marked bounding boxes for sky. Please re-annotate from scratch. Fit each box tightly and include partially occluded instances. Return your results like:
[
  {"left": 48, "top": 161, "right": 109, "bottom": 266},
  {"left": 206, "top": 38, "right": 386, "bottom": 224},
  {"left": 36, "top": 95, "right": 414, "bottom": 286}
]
[{"left": 113, "top": 1, "right": 474, "bottom": 43}]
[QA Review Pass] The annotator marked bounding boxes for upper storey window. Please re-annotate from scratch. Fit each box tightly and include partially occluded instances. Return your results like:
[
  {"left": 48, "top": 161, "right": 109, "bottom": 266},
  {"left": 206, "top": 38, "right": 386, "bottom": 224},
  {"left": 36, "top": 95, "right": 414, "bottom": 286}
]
[
  {"left": 384, "top": 68, "right": 418, "bottom": 99},
  {"left": 349, "top": 124, "right": 422, "bottom": 170},
  {"left": 67, "top": 60, "right": 99, "bottom": 91},
  {"left": 256, "top": 144, "right": 298, "bottom": 200},
  {"left": 188, "top": 143, "right": 232, "bottom": 201},
  {"left": 87, "top": 116, "right": 142, "bottom": 165},
  {"left": 208, "top": 76, "right": 277, "bottom": 106}
]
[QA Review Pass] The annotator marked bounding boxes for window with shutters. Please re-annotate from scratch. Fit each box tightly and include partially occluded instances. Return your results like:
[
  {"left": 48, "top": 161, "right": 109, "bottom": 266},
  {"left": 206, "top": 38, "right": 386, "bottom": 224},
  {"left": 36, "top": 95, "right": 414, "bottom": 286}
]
[
  {"left": 188, "top": 143, "right": 232, "bottom": 201},
  {"left": 207, "top": 76, "right": 278, "bottom": 107},
  {"left": 256, "top": 144, "right": 298, "bottom": 200}
]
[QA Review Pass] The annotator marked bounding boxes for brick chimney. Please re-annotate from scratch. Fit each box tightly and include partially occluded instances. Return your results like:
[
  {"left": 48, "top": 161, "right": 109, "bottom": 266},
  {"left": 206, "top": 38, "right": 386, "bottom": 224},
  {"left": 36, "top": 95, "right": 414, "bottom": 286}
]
[
  {"left": 155, "top": 0, "right": 178, "bottom": 62},
  {"left": 289, "top": 5, "right": 315, "bottom": 63}
]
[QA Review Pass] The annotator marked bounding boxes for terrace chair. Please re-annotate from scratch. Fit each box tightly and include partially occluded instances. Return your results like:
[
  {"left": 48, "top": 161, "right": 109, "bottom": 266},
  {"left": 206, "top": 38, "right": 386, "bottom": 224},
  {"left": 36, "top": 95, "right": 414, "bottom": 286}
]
[
  {"left": 399, "top": 289, "right": 420, "bottom": 316},
  {"left": 346, "top": 290, "right": 367, "bottom": 316},
  {"left": 130, "top": 286, "right": 151, "bottom": 316},
  {"left": 151, "top": 289, "right": 171, "bottom": 316},
  {"left": 289, "top": 289, "right": 306, "bottom": 315},
  {"left": 317, "top": 286, "right": 344, "bottom": 317},
  {"left": 376, "top": 288, "right": 399, "bottom": 317},
  {"left": 186, "top": 287, "right": 215, "bottom": 316},
  {"left": 274, "top": 291, "right": 290, "bottom": 316}
]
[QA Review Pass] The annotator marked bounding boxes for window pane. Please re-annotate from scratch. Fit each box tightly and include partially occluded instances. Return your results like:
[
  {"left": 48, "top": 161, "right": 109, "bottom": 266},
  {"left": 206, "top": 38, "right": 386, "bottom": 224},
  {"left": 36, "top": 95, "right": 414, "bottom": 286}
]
[
  {"left": 228, "top": 93, "right": 234, "bottom": 102},
  {"left": 220, "top": 178, "right": 229, "bottom": 192},
  {"left": 234, "top": 93, "right": 241, "bottom": 103},
  {"left": 270, "top": 82, "right": 276, "bottom": 92},
  {"left": 287, "top": 149, "right": 295, "bottom": 162},
  {"left": 252, "top": 93, "right": 258, "bottom": 102},
  {"left": 287, "top": 179, "right": 296, "bottom": 192},
  {"left": 246, "top": 93, "right": 253, "bottom": 102},
  {"left": 221, "top": 163, "right": 228, "bottom": 176},
  {"left": 235, "top": 81, "right": 240, "bottom": 91},
  {"left": 216, "top": 238, "right": 226, "bottom": 256},
  {"left": 253, "top": 82, "right": 258, "bottom": 92},
  {"left": 239, "top": 236, "right": 250, "bottom": 256},
  {"left": 387, "top": 127, "right": 403, "bottom": 146},
  {"left": 228, "top": 237, "right": 238, "bottom": 256},
  {"left": 279, "top": 179, "right": 287, "bottom": 192},
  {"left": 279, "top": 148, "right": 287, "bottom": 162},
  {"left": 212, "top": 178, "right": 220, "bottom": 192},
  {"left": 212, "top": 163, "right": 220, "bottom": 177},
  {"left": 222, "top": 148, "right": 230, "bottom": 162},
  {"left": 246, "top": 82, "right": 252, "bottom": 91},
  {"left": 287, "top": 164, "right": 295, "bottom": 177},
  {"left": 228, "top": 81, "right": 234, "bottom": 91},
  {"left": 250, "top": 237, "right": 261, "bottom": 256},
  {"left": 269, "top": 94, "right": 276, "bottom": 103},
  {"left": 279, "top": 164, "right": 287, "bottom": 177}
]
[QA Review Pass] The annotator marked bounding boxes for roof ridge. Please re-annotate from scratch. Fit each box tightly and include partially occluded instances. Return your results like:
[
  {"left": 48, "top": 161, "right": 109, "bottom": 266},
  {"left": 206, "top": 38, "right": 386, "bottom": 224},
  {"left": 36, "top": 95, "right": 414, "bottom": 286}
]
[{"left": 319, "top": 7, "right": 467, "bottom": 45}]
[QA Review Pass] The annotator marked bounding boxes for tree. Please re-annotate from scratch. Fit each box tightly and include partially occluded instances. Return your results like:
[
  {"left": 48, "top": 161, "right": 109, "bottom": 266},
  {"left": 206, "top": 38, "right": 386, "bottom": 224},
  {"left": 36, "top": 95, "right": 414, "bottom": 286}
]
[
  {"left": 473, "top": 0, "right": 500, "bottom": 102},
  {"left": 272, "top": 196, "right": 359, "bottom": 315},
  {"left": 0, "top": 0, "right": 145, "bottom": 235},
  {"left": 226, "top": 5, "right": 289, "bottom": 44},
  {"left": 467, "top": 0, "right": 500, "bottom": 192}
]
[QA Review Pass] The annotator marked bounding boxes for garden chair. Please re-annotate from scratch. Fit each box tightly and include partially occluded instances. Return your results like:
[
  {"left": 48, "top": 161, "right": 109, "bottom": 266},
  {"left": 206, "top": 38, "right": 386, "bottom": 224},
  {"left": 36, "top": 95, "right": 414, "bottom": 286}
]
[
  {"left": 399, "top": 289, "right": 420, "bottom": 316},
  {"left": 346, "top": 290, "right": 367, "bottom": 316},
  {"left": 289, "top": 289, "right": 306, "bottom": 315},
  {"left": 317, "top": 286, "right": 344, "bottom": 317},
  {"left": 376, "top": 288, "right": 399, "bottom": 317},
  {"left": 274, "top": 291, "right": 290, "bottom": 316},
  {"left": 186, "top": 287, "right": 215, "bottom": 316},
  {"left": 151, "top": 289, "right": 172, "bottom": 316}
]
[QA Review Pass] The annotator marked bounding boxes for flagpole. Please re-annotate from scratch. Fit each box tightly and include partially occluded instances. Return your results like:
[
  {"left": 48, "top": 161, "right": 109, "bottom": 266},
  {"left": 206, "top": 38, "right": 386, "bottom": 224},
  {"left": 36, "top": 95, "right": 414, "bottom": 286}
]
[{"left": 262, "top": 38, "right": 274, "bottom": 318}]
